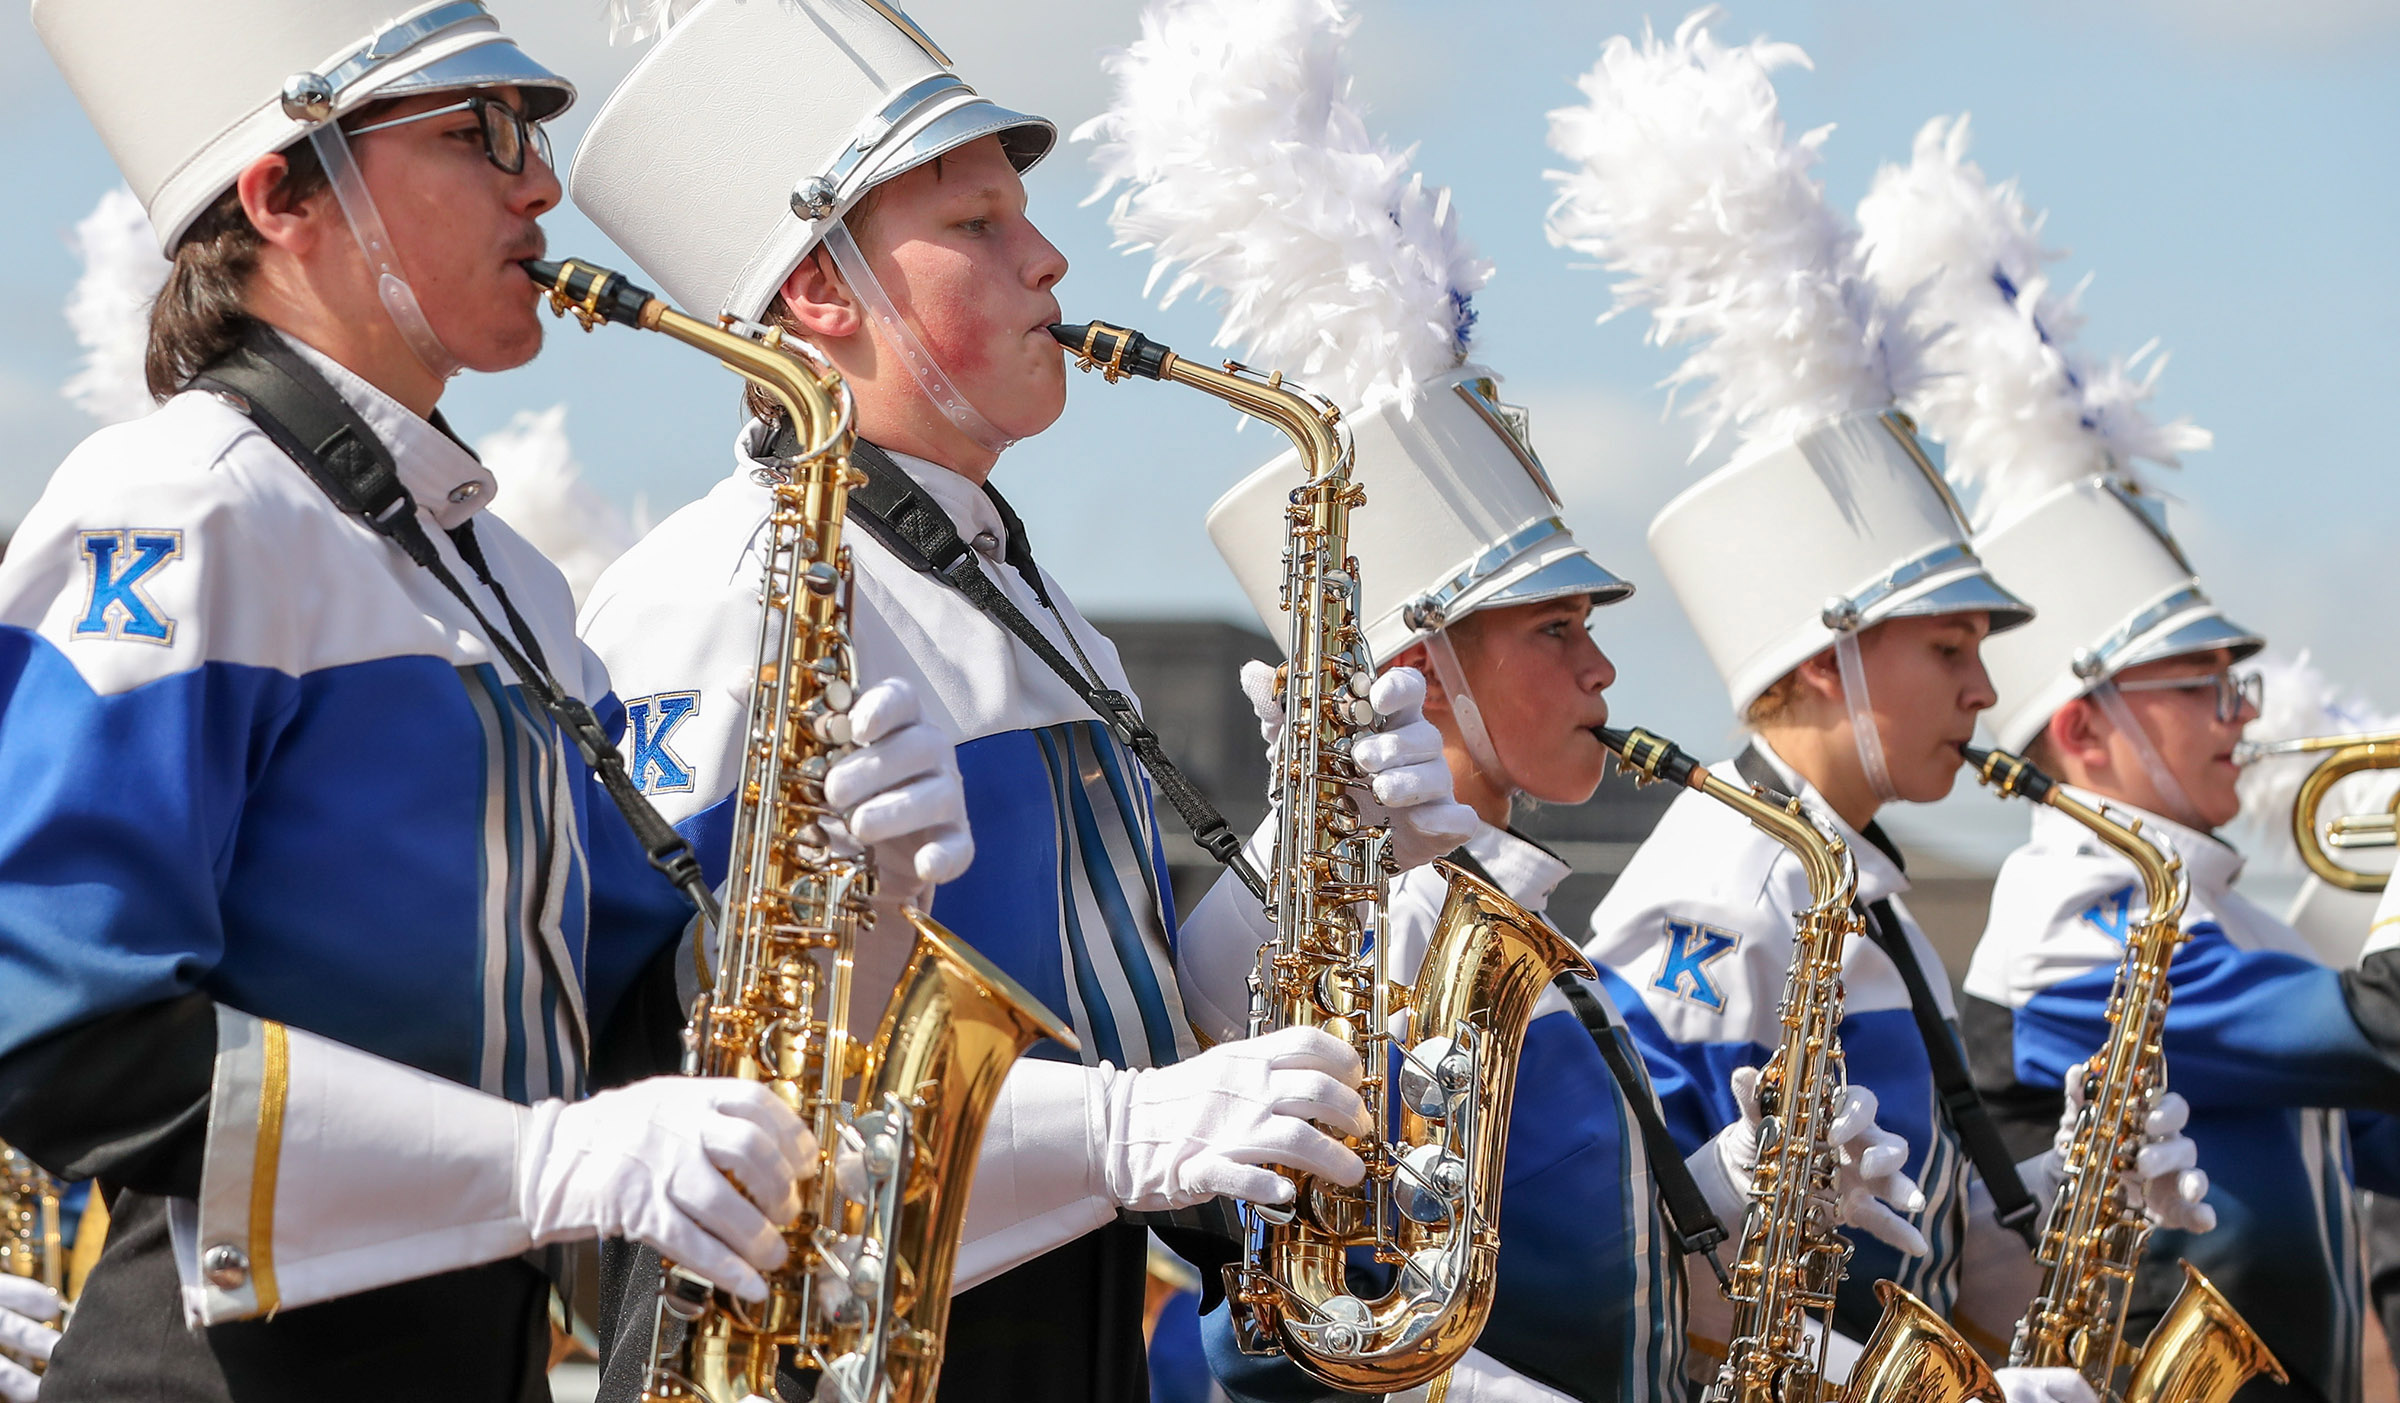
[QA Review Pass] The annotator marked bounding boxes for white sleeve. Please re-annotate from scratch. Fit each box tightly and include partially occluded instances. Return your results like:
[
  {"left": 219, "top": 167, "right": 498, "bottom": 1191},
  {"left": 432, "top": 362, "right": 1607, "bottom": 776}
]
[
  {"left": 186, "top": 1008, "right": 532, "bottom": 1325},
  {"left": 1172, "top": 815, "right": 1279, "bottom": 1045},
  {"left": 950, "top": 1058, "right": 1114, "bottom": 1293},
  {"left": 1947, "top": 1174, "right": 2044, "bottom": 1347},
  {"left": 1385, "top": 1349, "right": 1578, "bottom": 1402}
]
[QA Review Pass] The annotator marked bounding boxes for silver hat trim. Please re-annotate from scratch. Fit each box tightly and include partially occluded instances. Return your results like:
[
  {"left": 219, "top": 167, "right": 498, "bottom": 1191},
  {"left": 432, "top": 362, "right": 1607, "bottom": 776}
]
[
  {"left": 2069, "top": 585, "right": 2263, "bottom": 681},
  {"left": 281, "top": 1, "right": 570, "bottom": 126},
  {"left": 791, "top": 74, "right": 1055, "bottom": 220},
  {"left": 1401, "top": 517, "right": 1632, "bottom": 632}
]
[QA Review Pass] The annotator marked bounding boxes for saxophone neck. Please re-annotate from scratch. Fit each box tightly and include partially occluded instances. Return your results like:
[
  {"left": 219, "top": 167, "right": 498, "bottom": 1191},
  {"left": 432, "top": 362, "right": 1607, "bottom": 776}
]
[
  {"left": 1964, "top": 745, "right": 2187, "bottom": 932},
  {"left": 1597, "top": 725, "right": 1856, "bottom": 912},
  {"left": 1051, "top": 320, "right": 1349, "bottom": 485}
]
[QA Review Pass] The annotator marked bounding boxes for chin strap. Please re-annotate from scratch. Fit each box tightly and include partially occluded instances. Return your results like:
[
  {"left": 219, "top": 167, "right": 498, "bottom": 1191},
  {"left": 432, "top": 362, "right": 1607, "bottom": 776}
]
[
  {"left": 820, "top": 221, "right": 1017, "bottom": 454},
  {"left": 1421, "top": 626, "right": 1516, "bottom": 799},
  {"left": 1830, "top": 626, "right": 1901, "bottom": 805},
  {"left": 305, "top": 125, "right": 460, "bottom": 383},
  {"left": 2088, "top": 679, "right": 2201, "bottom": 824}
]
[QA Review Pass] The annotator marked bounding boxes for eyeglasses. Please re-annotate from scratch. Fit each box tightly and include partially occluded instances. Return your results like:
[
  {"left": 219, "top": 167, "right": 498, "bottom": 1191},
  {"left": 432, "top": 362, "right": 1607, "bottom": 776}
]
[
  {"left": 346, "top": 95, "right": 552, "bottom": 176},
  {"left": 2111, "top": 669, "right": 2263, "bottom": 723}
]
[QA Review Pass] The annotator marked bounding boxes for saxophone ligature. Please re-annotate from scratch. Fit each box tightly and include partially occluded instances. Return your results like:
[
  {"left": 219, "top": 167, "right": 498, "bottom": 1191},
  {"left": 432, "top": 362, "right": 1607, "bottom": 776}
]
[
  {"left": 2235, "top": 731, "right": 2400, "bottom": 893},
  {"left": 1963, "top": 747, "right": 2284, "bottom": 1403},
  {"left": 1598, "top": 725, "right": 1997, "bottom": 1403},
  {"left": 528, "top": 258, "right": 1076, "bottom": 1403},
  {"left": 1052, "top": 320, "right": 1592, "bottom": 1391}
]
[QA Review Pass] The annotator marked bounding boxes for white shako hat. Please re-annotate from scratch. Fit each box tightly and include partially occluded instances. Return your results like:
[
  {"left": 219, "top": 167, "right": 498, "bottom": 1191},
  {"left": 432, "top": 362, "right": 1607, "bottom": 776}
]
[
  {"left": 570, "top": 0, "right": 1055, "bottom": 322},
  {"left": 1855, "top": 115, "right": 2255, "bottom": 753},
  {"left": 34, "top": 0, "right": 571, "bottom": 252},
  {"left": 1547, "top": 13, "right": 2030, "bottom": 716},
  {"left": 1081, "top": 0, "right": 1632, "bottom": 664}
]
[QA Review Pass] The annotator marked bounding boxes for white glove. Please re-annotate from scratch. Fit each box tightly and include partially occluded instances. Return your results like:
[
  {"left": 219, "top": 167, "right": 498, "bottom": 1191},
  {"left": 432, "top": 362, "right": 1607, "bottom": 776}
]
[
  {"left": 2019, "top": 1062, "right": 2215, "bottom": 1234},
  {"left": 821, "top": 679, "right": 974, "bottom": 895},
  {"left": 1240, "top": 661, "right": 1478, "bottom": 871},
  {"left": 1694, "top": 1066, "right": 1930, "bottom": 1257},
  {"left": 1385, "top": 1347, "right": 1576, "bottom": 1402},
  {"left": 1099, "top": 1025, "right": 1371, "bottom": 1210},
  {"left": 0, "top": 1275, "right": 59, "bottom": 1403},
  {"left": 1997, "top": 1367, "right": 2100, "bottom": 1403},
  {"left": 516, "top": 1077, "right": 816, "bottom": 1303}
]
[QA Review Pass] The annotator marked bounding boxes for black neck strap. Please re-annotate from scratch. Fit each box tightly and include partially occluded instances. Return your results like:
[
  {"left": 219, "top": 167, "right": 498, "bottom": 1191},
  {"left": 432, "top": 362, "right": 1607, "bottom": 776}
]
[
  {"left": 1733, "top": 746, "right": 2040, "bottom": 1249},
  {"left": 189, "top": 326, "right": 719, "bottom": 933},
  {"left": 774, "top": 424, "right": 1267, "bottom": 903},
  {"left": 1444, "top": 844, "right": 1731, "bottom": 1282}
]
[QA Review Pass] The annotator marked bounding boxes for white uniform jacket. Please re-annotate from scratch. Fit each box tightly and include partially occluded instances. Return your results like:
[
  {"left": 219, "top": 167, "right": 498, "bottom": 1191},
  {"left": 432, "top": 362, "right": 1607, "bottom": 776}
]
[{"left": 580, "top": 422, "right": 1218, "bottom": 1289}]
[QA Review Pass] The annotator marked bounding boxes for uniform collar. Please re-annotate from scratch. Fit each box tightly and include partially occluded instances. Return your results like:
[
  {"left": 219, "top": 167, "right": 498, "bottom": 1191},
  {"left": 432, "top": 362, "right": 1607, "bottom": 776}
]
[
  {"left": 1738, "top": 736, "right": 1911, "bottom": 903},
  {"left": 274, "top": 331, "right": 496, "bottom": 531},
  {"left": 734, "top": 420, "right": 1016, "bottom": 565},
  {"left": 2030, "top": 790, "right": 2243, "bottom": 897},
  {"left": 1462, "top": 822, "right": 1573, "bottom": 916}
]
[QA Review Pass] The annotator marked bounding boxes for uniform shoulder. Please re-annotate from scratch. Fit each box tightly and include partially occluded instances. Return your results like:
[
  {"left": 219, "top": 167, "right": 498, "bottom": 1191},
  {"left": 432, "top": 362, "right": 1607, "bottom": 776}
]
[
  {"left": 1587, "top": 785, "right": 1792, "bottom": 960},
  {"left": 1963, "top": 840, "right": 2139, "bottom": 1007}
]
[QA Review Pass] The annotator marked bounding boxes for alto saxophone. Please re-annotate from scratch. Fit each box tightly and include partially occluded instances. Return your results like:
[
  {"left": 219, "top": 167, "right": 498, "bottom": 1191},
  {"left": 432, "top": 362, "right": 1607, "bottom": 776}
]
[
  {"left": 1053, "top": 320, "right": 1593, "bottom": 1392},
  {"left": 528, "top": 259, "right": 1075, "bottom": 1403},
  {"left": 1963, "top": 748, "right": 2284, "bottom": 1403},
  {"left": 1599, "top": 726, "right": 1997, "bottom": 1403}
]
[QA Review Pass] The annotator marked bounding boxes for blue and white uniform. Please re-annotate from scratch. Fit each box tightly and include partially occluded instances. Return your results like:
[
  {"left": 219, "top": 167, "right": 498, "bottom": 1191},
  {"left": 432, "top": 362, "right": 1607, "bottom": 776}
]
[
  {"left": 1588, "top": 740, "right": 2034, "bottom": 1354},
  {"left": 580, "top": 423, "right": 1205, "bottom": 1284},
  {"left": 0, "top": 337, "right": 690, "bottom": 1339},
  {"left": 1965, "top": 797, "right": 2400, "bottom": 1403}
]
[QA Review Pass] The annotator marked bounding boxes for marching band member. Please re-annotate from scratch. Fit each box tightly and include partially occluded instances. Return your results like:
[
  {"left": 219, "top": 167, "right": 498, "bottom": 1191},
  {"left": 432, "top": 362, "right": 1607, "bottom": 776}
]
[
  {"left": 1082, "top": 5, "right": 1936, "bottom": 1398},
  {"left": 567, "top": 2, "right": 1474, "bottom": 1396},
  {"left": 1547, "top": 15, "right": 2205, "bottom": 1378},
  {"left": 0, "top": 0, "right": 994, "bottom": 1395},
  {"left": 1858, "top": 116, "right": 2395, "bottom": 1403}
]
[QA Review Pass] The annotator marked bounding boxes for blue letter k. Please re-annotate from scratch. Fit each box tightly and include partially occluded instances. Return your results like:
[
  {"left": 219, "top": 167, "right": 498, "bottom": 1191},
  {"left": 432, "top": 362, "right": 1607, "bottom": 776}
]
[
  {"left": 627, "top": 692, "right": 700, "bottom": 794},
  {"left": 1653, "top": 918, "right": 1740, "bottom": 1011},
  {"left": 74, "top": 530, "right": 183, "bottom": 643}
]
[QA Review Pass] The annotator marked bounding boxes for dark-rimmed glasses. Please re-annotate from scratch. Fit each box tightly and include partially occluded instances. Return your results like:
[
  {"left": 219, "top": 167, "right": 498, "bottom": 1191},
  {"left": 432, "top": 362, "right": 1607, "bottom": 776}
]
[{"left": 347, "top": 95, "right": 552, "bottom": 176}]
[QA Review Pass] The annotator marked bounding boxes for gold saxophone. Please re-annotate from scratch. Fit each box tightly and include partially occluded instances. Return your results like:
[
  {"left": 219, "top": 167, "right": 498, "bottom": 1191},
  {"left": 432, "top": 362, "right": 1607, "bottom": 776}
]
[
  {"left": 2236, "top": 731, "right": 2400, "bottom": 894},
  {"left": 528, "top": 259, "right": 1074, "bottom": 1403},
  {"left": 1, "top": 1140, "right": 61, "bottom": 1374},
  {"left": 1598, "top": 725, "right": 1997, "bottom": 1403},
  {"left": 1052, "top": 320, "right": 1592, "bottom": 1392},
  {"left": 1964, "top": 747, "right": 2284, "bottom": 1403}
]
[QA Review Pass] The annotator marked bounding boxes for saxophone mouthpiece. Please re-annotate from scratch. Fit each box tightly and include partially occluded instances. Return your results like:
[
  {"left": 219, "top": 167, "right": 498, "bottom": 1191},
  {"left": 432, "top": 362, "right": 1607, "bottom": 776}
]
[
  {"left": 1595, "top": 725, "right": 1704, "bottom": 790},
  {"left": 1050, "top": 321, "right": 1175, "bottom": 383},
  {"left": 1963, "top": 744, "right": 2055, "bottom": 802},
  {"left": 522, "top": 257, "right": 657, "bottom": 331}
]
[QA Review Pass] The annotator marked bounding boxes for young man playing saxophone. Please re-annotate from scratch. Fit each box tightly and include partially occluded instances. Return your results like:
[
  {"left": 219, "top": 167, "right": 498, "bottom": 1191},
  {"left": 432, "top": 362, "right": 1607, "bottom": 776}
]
[
  {"left": 567, "top": 2, "right": 1477, "bottom": 1397},
  {"left": 0, "top": 0, "right": 958, "bottom": 1396}
]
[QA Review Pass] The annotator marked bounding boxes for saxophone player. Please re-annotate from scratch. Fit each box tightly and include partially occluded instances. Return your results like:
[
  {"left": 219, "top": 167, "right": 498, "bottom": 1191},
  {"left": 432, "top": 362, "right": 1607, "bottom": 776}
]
[
  {"left": 0, "top": 1, "right": 961, "bottom": 1396},
  {"left": 566, "top": 3, "right": 1475, "bottom": 1397},
  {"left": 1857, "top": 120, "right": 2389, "bottom": 1403},
  {"left": 1548, "top": 16, "right": 2207, "bottom": 1387}
]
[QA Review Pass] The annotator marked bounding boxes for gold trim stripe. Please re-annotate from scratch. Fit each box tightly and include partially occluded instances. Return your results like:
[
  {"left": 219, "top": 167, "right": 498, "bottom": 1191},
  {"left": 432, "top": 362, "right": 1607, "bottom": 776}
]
[{"left": 250, "top": 1021, "right": 289, "bottom": 1315}]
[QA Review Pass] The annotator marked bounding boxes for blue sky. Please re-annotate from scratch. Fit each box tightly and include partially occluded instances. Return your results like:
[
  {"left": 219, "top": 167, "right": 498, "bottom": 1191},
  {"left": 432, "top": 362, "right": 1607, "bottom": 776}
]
[{"left": 4, "top": 0, "right": 2394, "bottom": 863}]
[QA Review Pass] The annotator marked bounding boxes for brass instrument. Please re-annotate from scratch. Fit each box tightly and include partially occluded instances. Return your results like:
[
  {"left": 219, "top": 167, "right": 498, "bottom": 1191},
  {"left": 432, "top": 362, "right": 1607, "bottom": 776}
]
[
  {"left": 1052, "top": 320, "right": 1592, "bottom": 1391},
  {"left": 529, "top": 259, "right": 1074, "bottom": 1403},
  {"left": 1, "top": 1140, "right": 62, "bottom": 1374},
  {"left": 2236, "top": 732, "right": 2400, "bottom": 893},
  {"left": 1964, "top": 747, "right": 2284, "bottom": 1403},
  {"left": 1599, "top": 725, "right": 1996, "bottom": 1403}
]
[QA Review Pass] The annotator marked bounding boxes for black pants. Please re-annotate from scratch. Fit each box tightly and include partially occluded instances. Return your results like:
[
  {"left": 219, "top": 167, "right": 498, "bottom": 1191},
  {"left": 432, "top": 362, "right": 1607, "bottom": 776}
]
[
  {"left": 596, "top": 1222, "right": 1152, "bottom": 1402},
  {"left": 43, "top": 1190, "right": 551, "bottom": 1403}
]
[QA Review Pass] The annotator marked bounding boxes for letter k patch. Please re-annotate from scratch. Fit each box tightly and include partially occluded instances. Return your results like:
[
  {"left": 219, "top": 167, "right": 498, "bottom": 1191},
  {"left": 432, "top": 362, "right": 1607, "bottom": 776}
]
[{"left": 1653, "top": 918, "right": 1740, "bottom": 1011}]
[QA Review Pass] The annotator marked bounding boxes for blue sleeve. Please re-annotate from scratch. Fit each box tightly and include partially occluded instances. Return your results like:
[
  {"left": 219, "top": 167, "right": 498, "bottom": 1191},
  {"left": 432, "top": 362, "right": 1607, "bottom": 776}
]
[
  {"left": 580, "top": 690, "right": 705, "bottom": 1038},
  {"left": 2013, "top": 921, "right": 2400, "bottom": 1112},
  {"left": 1599, "top": 965, "right": 1753, "bottom": 1155}
]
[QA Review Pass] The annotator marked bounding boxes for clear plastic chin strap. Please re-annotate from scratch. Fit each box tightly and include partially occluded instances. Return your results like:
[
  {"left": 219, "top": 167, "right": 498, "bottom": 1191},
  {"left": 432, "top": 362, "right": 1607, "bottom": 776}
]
[
  {"left": 820, "top": 221, "right": 1017, "bottom": 455},
  {"left": 2089, "top": 678, "right": 2201, "bottom": 824},
  {"left": 1831, "top": 625, "right": 1902, "bottom": 806},
  {"left": 306, "top": 125, "right": 461, "bottom": 382},
  {"left": 1422, "top": 627, "right": 1516, "bottom": 798}
]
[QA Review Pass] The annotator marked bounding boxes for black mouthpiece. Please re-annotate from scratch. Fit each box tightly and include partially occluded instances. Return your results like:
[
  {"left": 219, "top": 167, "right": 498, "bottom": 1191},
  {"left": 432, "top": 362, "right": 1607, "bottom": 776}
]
[
  {"left": 1963, "top": 744, "right": 2054, "bottom": 802},
  {"left": 1049, "top": 321, "right": 1174, "bottom": 381},
  {"left": 522, "top": 257, "right": 655, "bottom": 329},
  {"left": 1596, "top": 725, "right": 1704, "bottom": 790}
]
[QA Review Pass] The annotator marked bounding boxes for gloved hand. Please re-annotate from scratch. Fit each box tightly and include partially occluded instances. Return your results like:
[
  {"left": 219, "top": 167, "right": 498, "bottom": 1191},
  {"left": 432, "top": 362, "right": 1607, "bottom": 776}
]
[
  {"left": 0, "top": 1275, "right": 59, "bottom": 1403},
  {"left": 1098, "top": 1025, "right": 1372, "bottom": 1210},
  {"left": 2018, "top": 1061, "right": 2215, "bottom": 1233},
  {"left": 1695, "top": 1066, "right": 1930, "bottom": 1256},
  {"left": 822, "top": 679, "right": 974, "bottom": 895},
  {"left": 1240, "top": 661, "right": 1478, "bottom": 870},
  {"left": 1996, "top": 1367, "right": 2100, "bottom": 1403},
  {"left": 516, "top": 1077, "right": 815, "bottom": 1302}
]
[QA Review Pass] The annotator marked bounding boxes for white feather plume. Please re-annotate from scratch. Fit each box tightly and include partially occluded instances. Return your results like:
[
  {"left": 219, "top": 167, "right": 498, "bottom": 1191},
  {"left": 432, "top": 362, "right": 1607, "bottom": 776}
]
[
  {"left": 1544, "top": 8, "right": 1930, "bottom": 456},
  {"left": 1856, "top": 114, "right": 2211, "bottom": 528},
  {"left": 1077, "top": 0, "right": 1490, "bottom": 414},
  {"left": 603, "top": 0, "right": 702, "bottom": 46},
  {"left": 479, "top": 406, "right": 638, "bottom": 608},
  {"left": 2231, "top": 649, "right": 2400, "bottom": 873},
  {"left": 63, "top": 185, "right": 171, "bottom": 426}
]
